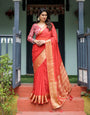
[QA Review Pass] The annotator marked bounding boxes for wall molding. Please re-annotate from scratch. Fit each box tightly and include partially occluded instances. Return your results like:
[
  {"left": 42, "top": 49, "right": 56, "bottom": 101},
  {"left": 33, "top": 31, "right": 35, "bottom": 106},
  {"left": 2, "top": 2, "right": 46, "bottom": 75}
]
[
  {"left": 76, "top": 0, "right": 85, "bottom": 2},
  {"left": 13, "top": 0, "right": 21, "bottom": 2}
]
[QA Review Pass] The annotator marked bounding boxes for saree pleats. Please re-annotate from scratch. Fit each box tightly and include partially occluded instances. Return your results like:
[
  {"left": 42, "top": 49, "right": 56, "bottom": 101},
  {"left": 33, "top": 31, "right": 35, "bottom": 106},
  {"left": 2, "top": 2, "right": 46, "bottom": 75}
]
[{"left": 31, "top": 39, "right": 50, "bottom": 104}]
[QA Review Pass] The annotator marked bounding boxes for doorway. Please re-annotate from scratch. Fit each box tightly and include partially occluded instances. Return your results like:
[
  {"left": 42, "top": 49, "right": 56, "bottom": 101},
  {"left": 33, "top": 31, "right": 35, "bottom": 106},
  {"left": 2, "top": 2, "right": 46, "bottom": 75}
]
[{"left": 26, "top": 0, "right": 65, "bottom": 74}]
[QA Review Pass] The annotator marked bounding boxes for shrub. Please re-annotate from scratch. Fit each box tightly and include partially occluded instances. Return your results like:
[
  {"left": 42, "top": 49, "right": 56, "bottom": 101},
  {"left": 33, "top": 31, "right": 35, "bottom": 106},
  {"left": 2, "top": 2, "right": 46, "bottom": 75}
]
[{"left": 0, "top": 54, "right": 15, "bottom": 115}]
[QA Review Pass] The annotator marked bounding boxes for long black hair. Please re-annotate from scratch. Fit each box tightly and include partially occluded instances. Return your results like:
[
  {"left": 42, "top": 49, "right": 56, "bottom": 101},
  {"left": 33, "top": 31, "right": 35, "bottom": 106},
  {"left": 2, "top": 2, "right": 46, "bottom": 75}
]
[{"left": 36, "top": 8, "right": 52, "bottom": 31}]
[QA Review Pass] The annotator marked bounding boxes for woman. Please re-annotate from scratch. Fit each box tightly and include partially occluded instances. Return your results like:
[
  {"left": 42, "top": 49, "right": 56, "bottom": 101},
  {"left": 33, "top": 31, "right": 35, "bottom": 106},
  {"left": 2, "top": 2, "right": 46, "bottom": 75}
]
[{"left": 27, "top": 8, "right": 72, "bottom": 109}]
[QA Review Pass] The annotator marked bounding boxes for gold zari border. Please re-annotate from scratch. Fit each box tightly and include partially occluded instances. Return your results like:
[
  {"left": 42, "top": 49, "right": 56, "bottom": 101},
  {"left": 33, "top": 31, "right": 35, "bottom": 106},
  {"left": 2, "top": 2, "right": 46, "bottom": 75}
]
[
  {"left": 38, "top": 25, "right": 47, "bottom": 36},
  {"left": 45, "top": 40, "right": 61, "bottom": 109},
  {"left": 33, "top": 49, "right": 46, "bottom": 73},
  {"left": 30, "top": 92, "right": 49, "bottom": 104},
  {"left": 45, "top": 40, "right": 72, "bottom": 109}
]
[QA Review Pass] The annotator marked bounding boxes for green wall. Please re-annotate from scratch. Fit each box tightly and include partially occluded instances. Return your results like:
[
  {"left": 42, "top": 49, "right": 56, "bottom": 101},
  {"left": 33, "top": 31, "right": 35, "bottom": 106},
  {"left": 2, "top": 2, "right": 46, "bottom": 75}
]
[
  {"left": 65, "top": 0, "right": 78, "bottom": 75},
  {"left": 84, "top": 0, "right": 90, "bottom": 30},
  {"left": 0, "top": 0, "right": 90, "bottom": 75},
  {"left": 65, "top": 0, "right": 90, "bottom": 75},
  {"left": 0, "top": 0, "right": 26, "bottom": 75}
]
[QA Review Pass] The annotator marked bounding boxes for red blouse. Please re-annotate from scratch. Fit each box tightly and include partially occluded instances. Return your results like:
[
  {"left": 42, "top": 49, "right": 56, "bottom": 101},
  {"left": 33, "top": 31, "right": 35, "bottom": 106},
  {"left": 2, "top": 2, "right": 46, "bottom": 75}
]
[
  {"left": 27, "top": 23, "right": 58, "bottom": 44},
  {"left": 27, "top": 24, "right": 43, "bottom": 44}
]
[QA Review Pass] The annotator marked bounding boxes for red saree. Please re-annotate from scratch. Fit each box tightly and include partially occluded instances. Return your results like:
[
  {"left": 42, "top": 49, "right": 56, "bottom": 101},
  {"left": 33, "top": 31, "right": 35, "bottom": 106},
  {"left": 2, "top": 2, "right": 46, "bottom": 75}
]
[{"left": 29, "top": 23, "right": 72, "bottom": 109}]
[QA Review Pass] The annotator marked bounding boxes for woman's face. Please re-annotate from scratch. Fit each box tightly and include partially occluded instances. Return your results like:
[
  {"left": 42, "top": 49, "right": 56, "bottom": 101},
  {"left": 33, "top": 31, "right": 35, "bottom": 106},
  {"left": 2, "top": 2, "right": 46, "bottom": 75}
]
[{"left": 39, "top": 11, "right": 47, "bottom": 22}]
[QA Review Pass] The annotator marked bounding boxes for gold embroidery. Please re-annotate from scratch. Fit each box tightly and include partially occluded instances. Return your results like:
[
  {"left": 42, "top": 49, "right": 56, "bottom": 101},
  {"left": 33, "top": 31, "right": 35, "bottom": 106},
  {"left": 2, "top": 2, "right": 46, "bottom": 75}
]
[
  {"left": 45, "top": 40, "right": 55, "bottom": 82},
  {"left": 49, "top": 82, "right": 60, "bottom": 109},
  {"left": 33, "top": 49, "right": 46, "bottom": 73},
  {"left": 30, "top": 92, "right": 33, "bottom": 99},
  {"left": 31, "top": 94, "right": 35, "bottom": 102},
  {"left": 57, "top": 62, "right": 72, "bottom": 97},
  {"left": 45, "top": 95, "right": 49, "bottom": 103},
  {"left": 57, "top": 75, "right": 68, "bottom": 97},
  {"left": 45, "top": 40, "right": 60, "bottom": 109},
  {"left": 45, "top": 40, "right": 72, "bottom": 109},
  {"left": 41, "top": 96, "right": 44, "bottom": 104},
  {"left": 38, "top": 96, "right": 41, "bottom": 104},
  {"left": 30, "top": 93, "right": 49, "bottom": 104},
  {"left": 34, "top": 96, "right": 37, "bottom": 103}
]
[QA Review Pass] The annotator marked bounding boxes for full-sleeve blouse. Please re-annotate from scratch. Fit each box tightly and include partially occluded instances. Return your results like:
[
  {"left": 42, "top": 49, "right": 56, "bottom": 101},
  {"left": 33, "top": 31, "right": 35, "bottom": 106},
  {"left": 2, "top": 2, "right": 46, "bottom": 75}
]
[
  {"left": 27, "top": 24, "right": 41, "bottom": 44},
  {"left": 27, "top": 23, "right": 58, "bottom": 44}
]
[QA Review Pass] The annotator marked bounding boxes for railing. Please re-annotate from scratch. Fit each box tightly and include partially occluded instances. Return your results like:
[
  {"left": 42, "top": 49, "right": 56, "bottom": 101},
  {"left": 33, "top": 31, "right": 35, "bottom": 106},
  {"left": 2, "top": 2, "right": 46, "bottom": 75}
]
[
  {"left": 0, "top": 32, "right": 21, "bottom": 89},
  {"left": 0, "top": 35, "right": 13, "bottom": 59},
  {"left": 77, "top": 28, "right": 90, "bottom": 89}
]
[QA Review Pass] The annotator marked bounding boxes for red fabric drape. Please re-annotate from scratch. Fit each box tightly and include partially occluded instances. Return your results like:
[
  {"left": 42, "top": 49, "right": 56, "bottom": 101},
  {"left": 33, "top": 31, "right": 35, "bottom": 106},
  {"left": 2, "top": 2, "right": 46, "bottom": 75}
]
[{"left": 30, "top": 23, "right": 72, "bottom": 109}]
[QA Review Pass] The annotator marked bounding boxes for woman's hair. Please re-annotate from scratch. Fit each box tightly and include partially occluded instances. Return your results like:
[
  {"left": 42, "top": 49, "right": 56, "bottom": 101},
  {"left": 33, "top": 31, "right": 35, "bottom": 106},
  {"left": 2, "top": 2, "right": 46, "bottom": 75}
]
[{"left": 36, "top": 8, "right": 52, "bottom": 31}]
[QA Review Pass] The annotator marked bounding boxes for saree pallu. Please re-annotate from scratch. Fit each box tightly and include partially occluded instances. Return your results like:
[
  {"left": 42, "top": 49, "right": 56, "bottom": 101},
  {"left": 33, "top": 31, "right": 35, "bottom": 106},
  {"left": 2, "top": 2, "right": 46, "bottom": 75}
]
[{"left": 30, "top": 26, "right": 72, "bottom": 109}]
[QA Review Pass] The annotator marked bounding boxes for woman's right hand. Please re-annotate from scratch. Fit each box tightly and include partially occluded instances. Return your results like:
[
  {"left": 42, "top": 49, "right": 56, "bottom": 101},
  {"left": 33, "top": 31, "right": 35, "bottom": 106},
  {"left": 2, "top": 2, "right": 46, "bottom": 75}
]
[
  {"left": 34, "top": 40, "right": 45, "bottom": 46},
  {"left": 34, "top": 40, "right": 40, "bottom": 46}
]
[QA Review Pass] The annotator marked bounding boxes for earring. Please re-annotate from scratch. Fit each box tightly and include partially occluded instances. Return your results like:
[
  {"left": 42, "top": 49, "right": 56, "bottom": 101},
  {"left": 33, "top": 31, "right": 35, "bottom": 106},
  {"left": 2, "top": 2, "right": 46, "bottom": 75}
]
[{"left": 38, "top": 17, "right": 40, "bottom": 21}]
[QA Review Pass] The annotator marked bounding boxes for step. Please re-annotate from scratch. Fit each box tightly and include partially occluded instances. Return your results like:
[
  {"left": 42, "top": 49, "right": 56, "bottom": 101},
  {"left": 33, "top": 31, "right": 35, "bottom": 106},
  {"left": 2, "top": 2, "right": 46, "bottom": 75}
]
[
  {"left": 14, "top": 83, "right": 33, "bottom": 97},
  {"left": 16, "top": 111, "right": 86, "bottom": 115},
  {"left": 14, "top": 83, "right": 87, "bottom": 98},
  {"left": 17, "top": 97, "right": 84, "bottom": 111}
]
